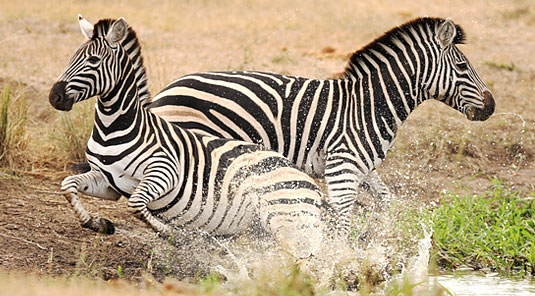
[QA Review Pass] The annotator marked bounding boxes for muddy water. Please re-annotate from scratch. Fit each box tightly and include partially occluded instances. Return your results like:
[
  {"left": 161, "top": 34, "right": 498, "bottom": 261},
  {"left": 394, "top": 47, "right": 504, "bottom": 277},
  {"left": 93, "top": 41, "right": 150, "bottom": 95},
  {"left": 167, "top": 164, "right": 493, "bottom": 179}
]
[
  {"left": 433, "top": 271, "right": 535, "bottom": 296},
  {"left": 388, "top": 230, "right": 535, "bottom": 296}
]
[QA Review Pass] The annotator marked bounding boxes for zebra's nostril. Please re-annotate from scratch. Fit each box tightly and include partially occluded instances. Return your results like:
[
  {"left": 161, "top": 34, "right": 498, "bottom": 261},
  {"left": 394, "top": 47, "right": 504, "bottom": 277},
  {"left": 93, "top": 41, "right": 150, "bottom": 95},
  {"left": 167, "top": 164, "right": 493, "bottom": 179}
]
[
  {"left": 52, "top": 93, "right": 63, "bottom": 104},
  {"left": 482, "top": 90, "right": 495, "bottom": 113},
  {"left": 49, "top": 81, "right": 72, "bottom": 111},
  {"left": 483, "top": 91, "right": 494, "bottom": 105}
]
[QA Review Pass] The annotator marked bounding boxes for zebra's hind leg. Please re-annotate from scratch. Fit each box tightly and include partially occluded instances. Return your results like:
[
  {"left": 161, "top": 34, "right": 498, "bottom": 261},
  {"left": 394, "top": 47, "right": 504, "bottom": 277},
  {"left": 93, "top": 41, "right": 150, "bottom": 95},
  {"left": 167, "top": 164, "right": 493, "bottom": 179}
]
[
  {"left": 271, "top": 216, "right": 323, "bottom": 259},
  {"left": 259, "top": 196, "right": 324, "bottom": 259},
  {"left": 61, "top": 170, "right": 121, "bottom": 234},
  {"left": 127, "top": 169, "right": 173, "bottom": 235}
]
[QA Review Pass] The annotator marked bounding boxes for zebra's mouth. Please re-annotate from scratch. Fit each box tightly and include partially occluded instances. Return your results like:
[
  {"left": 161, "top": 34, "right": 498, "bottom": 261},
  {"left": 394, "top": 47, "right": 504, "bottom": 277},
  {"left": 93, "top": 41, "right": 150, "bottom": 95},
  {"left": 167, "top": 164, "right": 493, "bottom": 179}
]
[
  {"left": 466, "top": 90, "right": 495, "bottom": 121},
  {"left": 49, "top": 81, "right": 74, "bottom": 111}
]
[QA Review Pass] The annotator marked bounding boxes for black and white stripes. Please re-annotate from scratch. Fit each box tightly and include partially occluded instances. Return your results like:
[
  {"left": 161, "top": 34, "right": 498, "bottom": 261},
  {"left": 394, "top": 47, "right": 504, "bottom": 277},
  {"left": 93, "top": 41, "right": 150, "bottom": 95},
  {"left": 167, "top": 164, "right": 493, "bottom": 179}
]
[
  {"left": 49, "top": 16, "right": 328, "bottom": 258},
  {"left": 149, "top": 17, "right": 495, "bottom": 232}
]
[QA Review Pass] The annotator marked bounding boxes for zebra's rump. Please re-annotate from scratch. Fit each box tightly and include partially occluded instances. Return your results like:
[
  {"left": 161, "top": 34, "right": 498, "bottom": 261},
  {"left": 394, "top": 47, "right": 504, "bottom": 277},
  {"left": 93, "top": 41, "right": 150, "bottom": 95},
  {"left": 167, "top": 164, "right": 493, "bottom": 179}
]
[{"left": 159, "top": 138, "right": 325, "bottom": 236}]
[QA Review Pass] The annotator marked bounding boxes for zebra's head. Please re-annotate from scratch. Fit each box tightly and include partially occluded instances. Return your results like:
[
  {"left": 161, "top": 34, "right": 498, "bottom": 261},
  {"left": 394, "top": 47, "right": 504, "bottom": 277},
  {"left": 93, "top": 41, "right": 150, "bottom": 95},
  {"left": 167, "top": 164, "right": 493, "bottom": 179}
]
[
  {"left": 49, "top": 16, "right": 134, "bottom": 111},
  {"left": 427, "top": 18, "right": 495, "bottom": 121}
]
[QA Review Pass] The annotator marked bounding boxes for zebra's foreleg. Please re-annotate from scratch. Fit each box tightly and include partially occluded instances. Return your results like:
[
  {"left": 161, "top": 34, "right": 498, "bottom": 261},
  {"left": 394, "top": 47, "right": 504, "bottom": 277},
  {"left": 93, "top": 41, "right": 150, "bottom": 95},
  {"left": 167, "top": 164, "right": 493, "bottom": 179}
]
[
  {"left": 61, "top": 170, "right": 121, "bottom": 234},
  {"left": 323, "top": 165, "right": 362, "bottom": 237},
  {"left": 324, "top": 192, "right": 356, "bottom": 237},
  {"left": 353, "top": 170, "right": 397, "bottom": 244}
]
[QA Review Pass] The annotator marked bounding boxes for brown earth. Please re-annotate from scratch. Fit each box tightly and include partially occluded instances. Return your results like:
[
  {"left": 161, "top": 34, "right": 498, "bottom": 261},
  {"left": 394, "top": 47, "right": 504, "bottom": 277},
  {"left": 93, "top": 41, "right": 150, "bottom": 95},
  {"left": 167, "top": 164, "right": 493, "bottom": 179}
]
[{"left": 0, "top": 0, "right": 534, "bottom": 287}]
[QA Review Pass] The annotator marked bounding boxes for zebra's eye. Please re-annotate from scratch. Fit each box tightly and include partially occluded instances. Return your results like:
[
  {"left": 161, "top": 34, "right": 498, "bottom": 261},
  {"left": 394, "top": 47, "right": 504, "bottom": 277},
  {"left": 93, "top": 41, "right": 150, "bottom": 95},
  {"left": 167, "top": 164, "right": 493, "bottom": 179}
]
[
  {"left": 87, "top": 56, "right": 101, "bottom": 64},
  {"left": 456, "top": 61, "right": 468, "bottom": 71}
]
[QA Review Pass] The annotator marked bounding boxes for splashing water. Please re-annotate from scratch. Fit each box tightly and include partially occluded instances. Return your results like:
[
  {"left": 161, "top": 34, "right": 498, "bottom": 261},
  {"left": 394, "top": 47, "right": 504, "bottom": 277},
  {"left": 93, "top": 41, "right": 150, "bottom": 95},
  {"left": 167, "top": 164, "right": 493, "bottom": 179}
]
[
  {"left": 409, "top": 223, "right": 433, "bottom": 276},
  {"left": 384, "top": 222, "right": 434, "bottom": 294},
  {"left": 141, "top": 193, "right": 437, "bottom": 295}
]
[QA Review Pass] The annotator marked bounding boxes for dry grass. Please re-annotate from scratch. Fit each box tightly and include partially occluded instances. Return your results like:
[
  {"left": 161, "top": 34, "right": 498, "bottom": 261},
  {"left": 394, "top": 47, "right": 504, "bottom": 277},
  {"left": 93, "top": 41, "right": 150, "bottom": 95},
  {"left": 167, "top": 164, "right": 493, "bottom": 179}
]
[
  {"left": 0, "top": 85, "right": 27, "bottom": 170},
  {"left": 52, "top": 99, "right": 94, "bottom": 163}
]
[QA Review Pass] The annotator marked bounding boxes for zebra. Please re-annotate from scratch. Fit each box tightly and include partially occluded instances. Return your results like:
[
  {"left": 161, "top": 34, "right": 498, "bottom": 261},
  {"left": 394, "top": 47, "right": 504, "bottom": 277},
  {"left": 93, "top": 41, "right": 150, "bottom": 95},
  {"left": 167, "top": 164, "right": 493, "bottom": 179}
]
[
  {"left": 148, "top": 17, "right": 495, "bottom": 232},
  {"left": 48, "top": 16, "right": 330, "bottom": 258}
]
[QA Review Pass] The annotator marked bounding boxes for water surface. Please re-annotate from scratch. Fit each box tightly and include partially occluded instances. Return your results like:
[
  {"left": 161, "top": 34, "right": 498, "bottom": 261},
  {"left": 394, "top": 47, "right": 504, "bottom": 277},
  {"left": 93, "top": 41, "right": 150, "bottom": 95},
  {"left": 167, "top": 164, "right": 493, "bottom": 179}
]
[{"left": 433, "top": 270, "right": 535, "bottom": 296}]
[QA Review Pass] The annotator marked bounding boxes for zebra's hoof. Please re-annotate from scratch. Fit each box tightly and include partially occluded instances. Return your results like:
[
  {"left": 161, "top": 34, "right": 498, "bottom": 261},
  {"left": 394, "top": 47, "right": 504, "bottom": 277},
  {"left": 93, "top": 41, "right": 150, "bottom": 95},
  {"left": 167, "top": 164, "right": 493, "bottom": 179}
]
[
  {"left": 97, "top": 218, "right": 115, "bottom": 234},
  {"left": 82, "top": 218, "right": 115, "bottom": 234}
]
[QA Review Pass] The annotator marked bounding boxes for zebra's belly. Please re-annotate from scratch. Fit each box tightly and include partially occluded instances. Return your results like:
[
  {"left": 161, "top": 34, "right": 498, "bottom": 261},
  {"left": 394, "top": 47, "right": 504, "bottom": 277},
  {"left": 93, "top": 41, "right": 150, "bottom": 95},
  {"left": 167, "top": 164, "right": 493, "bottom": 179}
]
[{"left": 86, "top": 156, "right": 144, "bottom": 196}]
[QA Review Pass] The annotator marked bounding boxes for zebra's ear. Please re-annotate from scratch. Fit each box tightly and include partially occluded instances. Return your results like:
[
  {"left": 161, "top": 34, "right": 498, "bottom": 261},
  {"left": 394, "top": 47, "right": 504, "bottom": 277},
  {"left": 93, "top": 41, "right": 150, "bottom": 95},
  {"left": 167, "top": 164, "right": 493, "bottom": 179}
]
[
  {"left": 78, "top": 14, "right": 94, "bottom": 40},
  {"left": 106, "top": 18, "right": 128, "bottom": 45},
  {"left": 437, "top": 18, "right": 456, "bottom": 48}
]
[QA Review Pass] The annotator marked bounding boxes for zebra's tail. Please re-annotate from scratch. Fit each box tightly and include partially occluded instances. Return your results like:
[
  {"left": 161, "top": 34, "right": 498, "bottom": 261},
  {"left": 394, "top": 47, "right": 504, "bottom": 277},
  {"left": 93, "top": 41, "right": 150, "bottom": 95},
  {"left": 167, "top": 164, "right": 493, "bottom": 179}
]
[{"left": 70, "top": 162, "right": 91, "bottom": 173}]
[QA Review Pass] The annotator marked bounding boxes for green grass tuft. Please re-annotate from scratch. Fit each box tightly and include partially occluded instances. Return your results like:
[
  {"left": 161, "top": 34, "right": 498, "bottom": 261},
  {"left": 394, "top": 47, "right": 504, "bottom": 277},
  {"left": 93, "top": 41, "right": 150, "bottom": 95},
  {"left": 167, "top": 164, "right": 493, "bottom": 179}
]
[
  {"left": 432, "top": 179, "right": 535, "bottom": 275},
  {"left": 0, "top": 86, "right": 27, "bottom": 169}
]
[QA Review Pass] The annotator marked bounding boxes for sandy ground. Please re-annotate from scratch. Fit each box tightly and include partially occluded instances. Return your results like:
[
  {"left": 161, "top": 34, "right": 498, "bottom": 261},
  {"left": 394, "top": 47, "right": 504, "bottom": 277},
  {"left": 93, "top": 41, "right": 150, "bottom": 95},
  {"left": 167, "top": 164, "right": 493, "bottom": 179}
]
[{"left": 0, "top": 0, "right": 534, "bottom": 287}]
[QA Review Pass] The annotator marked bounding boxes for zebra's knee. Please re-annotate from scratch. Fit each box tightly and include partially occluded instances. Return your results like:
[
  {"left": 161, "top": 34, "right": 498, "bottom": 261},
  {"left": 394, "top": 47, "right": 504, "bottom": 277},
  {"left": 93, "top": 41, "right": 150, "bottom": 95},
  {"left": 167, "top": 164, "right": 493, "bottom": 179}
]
[{"left": 61, "top": 176, "right": 79, "bottom": 194}]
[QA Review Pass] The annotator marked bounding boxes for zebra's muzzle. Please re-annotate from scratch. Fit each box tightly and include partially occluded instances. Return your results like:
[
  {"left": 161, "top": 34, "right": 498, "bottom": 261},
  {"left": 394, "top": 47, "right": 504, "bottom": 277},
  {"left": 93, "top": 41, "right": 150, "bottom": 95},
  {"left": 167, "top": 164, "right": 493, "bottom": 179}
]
[
  {"left": 49, "top": 81, "right": 74, "bottom": 111},
  {"left": 468, "top": 90, "right": 495, "bottom": 121}
]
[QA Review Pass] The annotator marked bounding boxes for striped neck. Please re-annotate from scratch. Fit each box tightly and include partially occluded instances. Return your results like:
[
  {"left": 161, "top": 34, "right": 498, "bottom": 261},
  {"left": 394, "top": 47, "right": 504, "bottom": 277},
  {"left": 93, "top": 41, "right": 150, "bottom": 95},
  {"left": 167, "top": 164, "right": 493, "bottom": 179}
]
[
  {"left": 94, "top": 58, "right": 142, "bottom": 135},
  {"left": 342, "top": 19, "right": 448, "bottom": 133}
]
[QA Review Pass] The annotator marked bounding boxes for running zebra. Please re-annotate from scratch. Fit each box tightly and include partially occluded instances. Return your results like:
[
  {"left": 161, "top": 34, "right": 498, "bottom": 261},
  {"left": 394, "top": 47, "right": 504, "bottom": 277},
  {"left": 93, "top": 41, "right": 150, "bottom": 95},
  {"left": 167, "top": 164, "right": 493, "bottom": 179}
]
[
  {"left": 48, "top": 16, "right": 329, "bottom": 258},
  {"left": 149, "top": 17, "right": 495, "bottom": 230}
]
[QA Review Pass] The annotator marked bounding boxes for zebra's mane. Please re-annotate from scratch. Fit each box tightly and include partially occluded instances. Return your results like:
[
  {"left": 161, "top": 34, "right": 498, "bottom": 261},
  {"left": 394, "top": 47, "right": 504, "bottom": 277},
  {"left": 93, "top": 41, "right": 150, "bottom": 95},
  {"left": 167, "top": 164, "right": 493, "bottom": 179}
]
[
  {"left": 92, "top": 19, "right": 151, "bottom": 107},
  {"left": 343, "top": 17, "right": 466, "bottom": 77}
]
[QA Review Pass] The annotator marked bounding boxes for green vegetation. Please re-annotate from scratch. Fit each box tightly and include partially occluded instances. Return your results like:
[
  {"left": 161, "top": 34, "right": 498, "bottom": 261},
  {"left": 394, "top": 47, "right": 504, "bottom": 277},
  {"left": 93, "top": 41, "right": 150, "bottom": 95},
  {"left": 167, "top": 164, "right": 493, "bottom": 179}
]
[
  {"left": 249, "top": 265, "right": 315, "bottom": 296},
  {"left": 117, "top": 265, "right": 123, "bottom": 279},
  {"left": 432, "top": 179, "right": 535, "bottom": 276},
  {"left": 197, "top": 273, "right": 222, "bottom": 294},
  {"left": 0, "top": 86, "right": 27, "bottom": 169},
  {"left": 195, "top": 263, "right": 316, "bottom": 296}
]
